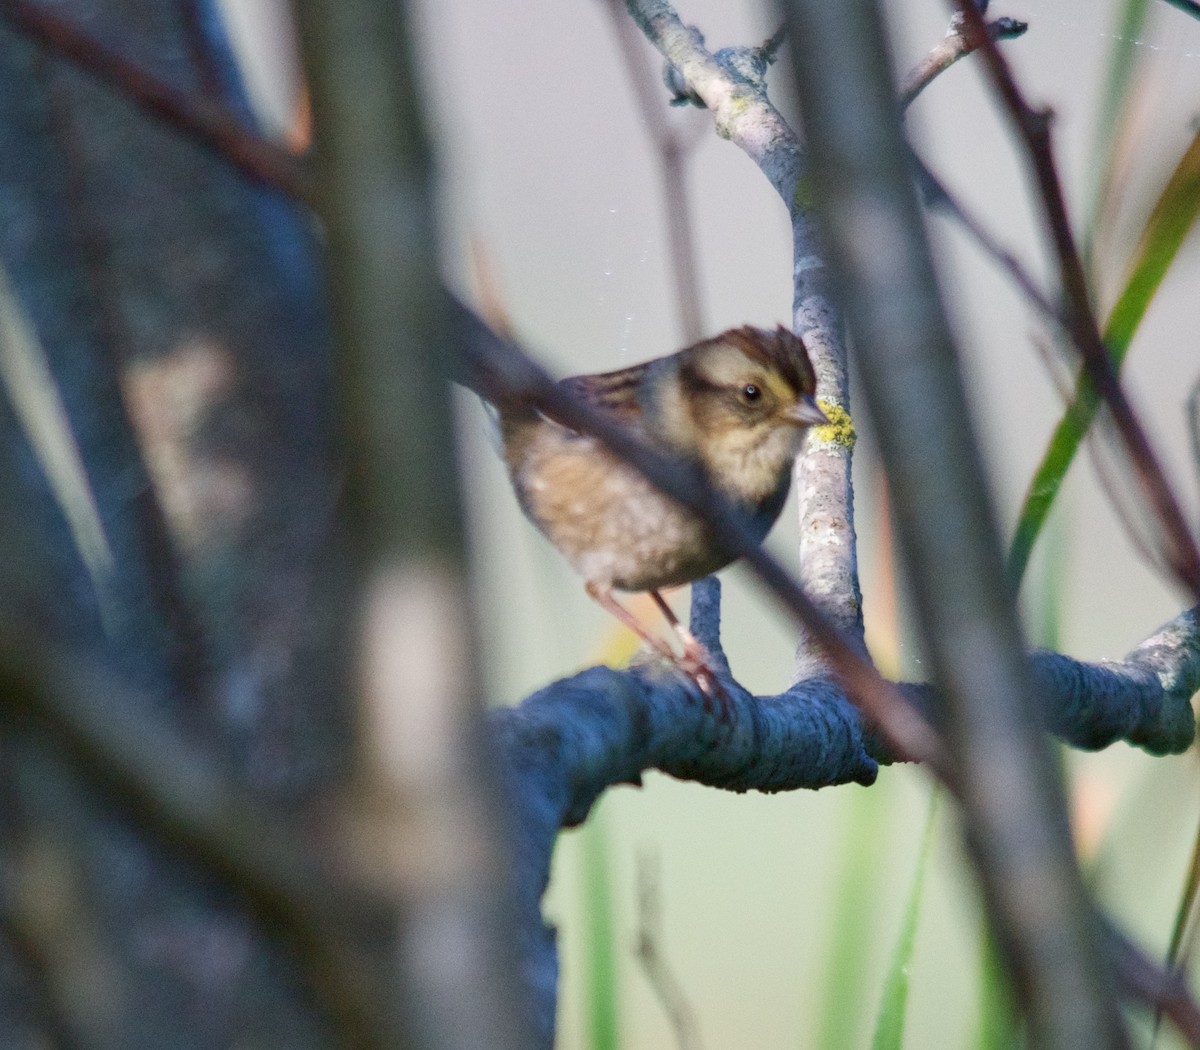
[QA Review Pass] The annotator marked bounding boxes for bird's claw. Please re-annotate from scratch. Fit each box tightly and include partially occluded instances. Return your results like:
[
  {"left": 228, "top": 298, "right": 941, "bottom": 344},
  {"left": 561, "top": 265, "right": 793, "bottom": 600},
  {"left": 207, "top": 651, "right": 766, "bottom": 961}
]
[{"left": 677, "top": 640, "right": 733, "bottom": 722}]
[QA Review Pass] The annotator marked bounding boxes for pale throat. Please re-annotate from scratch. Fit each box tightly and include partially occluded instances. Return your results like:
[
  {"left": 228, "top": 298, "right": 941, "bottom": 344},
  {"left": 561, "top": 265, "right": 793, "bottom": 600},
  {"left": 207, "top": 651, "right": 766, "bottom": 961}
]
[{"left": 708, "top": 424, "right": 802, "bottom": 505}]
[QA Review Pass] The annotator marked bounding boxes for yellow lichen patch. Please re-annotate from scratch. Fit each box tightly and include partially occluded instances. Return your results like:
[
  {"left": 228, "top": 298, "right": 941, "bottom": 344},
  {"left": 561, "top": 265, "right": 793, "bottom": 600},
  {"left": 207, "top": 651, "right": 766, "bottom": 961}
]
[
  {"left": 715, "top": 94, "right": 753, "bottom": 139},
  {"left": 812, "top": 400, "right": 856, "bottom": 449}
]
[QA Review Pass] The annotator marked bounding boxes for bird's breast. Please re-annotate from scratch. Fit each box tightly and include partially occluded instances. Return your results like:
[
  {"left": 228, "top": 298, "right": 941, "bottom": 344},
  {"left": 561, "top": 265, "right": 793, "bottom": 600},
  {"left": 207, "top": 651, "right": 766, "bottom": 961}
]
[
  {"left": 507, "top": 421, "right": 791, "bottom": 593},
  {"left": 507, "top": 426, "right": 729, "bottom": 591}
]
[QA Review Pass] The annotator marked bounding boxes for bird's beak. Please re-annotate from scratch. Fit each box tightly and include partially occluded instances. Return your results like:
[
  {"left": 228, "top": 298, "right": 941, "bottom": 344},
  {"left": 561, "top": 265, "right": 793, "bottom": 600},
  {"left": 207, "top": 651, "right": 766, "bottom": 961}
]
[{"left": 787, "top": 394, "right": 829, "bottom": 427}]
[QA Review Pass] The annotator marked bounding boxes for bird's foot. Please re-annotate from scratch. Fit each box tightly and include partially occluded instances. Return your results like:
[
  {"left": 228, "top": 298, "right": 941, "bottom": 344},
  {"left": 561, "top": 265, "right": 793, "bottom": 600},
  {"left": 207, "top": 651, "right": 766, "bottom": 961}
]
[{"left": 676, "top": 637, "right": 732, "bottom": 722}]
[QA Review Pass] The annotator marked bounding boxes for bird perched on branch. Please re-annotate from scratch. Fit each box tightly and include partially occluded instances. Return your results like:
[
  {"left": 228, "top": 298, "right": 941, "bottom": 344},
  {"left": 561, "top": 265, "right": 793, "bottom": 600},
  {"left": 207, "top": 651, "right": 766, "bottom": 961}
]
[{"left": 491, "top": 323, "right": 826, "bottom": 698}]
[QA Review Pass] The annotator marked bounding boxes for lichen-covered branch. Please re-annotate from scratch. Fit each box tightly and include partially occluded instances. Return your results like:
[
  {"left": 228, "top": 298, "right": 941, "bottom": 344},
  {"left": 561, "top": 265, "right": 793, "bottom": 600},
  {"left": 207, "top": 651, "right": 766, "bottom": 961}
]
[
  {"left": 625, "top": 0, "right": 863, "bottom": 664},
  {"left": 623, "top": 0, "right": 801, "bottom": 198}
]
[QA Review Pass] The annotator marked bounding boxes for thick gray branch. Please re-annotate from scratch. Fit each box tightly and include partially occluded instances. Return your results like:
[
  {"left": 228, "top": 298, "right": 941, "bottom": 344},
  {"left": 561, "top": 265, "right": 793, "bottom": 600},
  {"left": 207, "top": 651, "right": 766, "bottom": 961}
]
[
  {"left": 492, "top": 580, "right": 1197, "bottom": 1044},
  {"left": 1033, "top": 607, "right": 1200, "bottom": 753}
]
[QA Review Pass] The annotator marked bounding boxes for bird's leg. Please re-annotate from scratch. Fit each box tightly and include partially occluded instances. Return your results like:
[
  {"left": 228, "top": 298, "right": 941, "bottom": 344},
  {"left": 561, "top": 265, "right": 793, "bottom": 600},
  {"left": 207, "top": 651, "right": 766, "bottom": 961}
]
[
  {"left": 648, "top": 589, "right": 704, "bottom": 666},
  {"left": 649, "top": 589, "right": 730, "bottom": 718},
  {"left": 585, "top": 581, "right": 681, "bottom": 665},
  {"left": 584, "top": 583, "right": 729, "bottom": 717}
]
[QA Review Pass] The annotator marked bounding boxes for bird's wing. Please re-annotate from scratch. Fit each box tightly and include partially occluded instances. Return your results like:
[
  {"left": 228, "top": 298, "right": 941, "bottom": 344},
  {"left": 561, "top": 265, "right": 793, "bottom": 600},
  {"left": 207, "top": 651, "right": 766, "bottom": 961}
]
[{"left": 556, "top": 364, "right": 648, "bottom": 429}]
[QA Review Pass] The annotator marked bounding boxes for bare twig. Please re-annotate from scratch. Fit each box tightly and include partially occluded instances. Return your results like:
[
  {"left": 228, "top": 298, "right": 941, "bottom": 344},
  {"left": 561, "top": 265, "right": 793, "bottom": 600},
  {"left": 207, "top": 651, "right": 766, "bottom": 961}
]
[
  {"left": 915, "top": 160, "right": 1193, "bottom": 590},
  {"left": 1106, "top": 918, "right": 1200, "bottom": 1048},
  {"left": 900, "top": 20, "right": 1070, "bottom": 361},
  {"left": 917, "top": 146, "right": 1195, "bottom": 598},
  {"left": 1164, "top": 0, "right": 1200, "bottom": 21},
  {"left": 781, "top": 0, "right": 1131, "bottom": 1045},
  {"left": 603, "top": 0, "right": 706, "bottom": 342},
  {"left": 953, "top": 0, "right": 1200, "bottom": 602},
  {"left": 1025, "top": 337, "right": 1168, "bottom": 586},
  {"left": 635, "top": 849, "right": 704, "bottom": 1050},
  {"left": 913, "top": 152, "right": 1060, "bottom": 321},
  {"left": 0, "top": 0, "right": 309, "bottom": 201},
  {"left": 624, "top": 0, "right": 802, "bottom": 200},
  {"left": 900, "top": 10, "right": 1027, "bottom": 109}
]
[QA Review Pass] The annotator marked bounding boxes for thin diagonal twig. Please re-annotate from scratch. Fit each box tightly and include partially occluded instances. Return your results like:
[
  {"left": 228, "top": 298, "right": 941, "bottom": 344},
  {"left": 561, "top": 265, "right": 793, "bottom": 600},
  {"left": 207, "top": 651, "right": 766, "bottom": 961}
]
[
  {"left": 913, "top": 151, "right": 1060, "bottom": 321},
  {"left": 1163, "top": 0, "right": 1200, "bottom": 20},
  {"left": 603, "top": 0, "right": 706, "bottom": 342},
  {"left": 900, "top": 9, "right": 1027, "bottom": 109},
  {"left": 635, "top": 849, "right": 703, "bottom": 1050},
  {"left": 0, "top": 0, "right": 309, "bottom": 201}
]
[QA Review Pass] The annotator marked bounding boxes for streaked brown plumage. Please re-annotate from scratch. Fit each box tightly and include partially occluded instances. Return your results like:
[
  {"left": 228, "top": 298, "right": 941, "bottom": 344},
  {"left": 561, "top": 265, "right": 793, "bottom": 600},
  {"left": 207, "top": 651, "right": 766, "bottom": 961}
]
[{"left": 498, "top": 325, "right": 826, "bottom": 694}]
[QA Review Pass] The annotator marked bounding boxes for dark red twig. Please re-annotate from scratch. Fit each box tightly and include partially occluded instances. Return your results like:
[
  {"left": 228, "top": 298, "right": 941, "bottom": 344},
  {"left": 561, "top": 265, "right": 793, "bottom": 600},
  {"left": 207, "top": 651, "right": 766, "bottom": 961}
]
[
  {"left": 1106, "top": 919, "right": 1200, "bottom": 1048},
  {"left": 603, "top": 0, "right": 706, "bottom": 343},
  {"left": 0, "top": 0, "right": 310, "bottom": 202},
  {"left": 952, "top": 0, "right": 1200, "bottom": 601}
]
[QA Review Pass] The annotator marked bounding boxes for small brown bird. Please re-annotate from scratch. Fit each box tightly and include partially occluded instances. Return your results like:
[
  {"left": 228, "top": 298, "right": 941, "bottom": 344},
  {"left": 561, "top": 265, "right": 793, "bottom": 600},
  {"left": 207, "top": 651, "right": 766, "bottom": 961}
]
[{"left": 498, "top": 325, "right": 826, "bottom": 692}]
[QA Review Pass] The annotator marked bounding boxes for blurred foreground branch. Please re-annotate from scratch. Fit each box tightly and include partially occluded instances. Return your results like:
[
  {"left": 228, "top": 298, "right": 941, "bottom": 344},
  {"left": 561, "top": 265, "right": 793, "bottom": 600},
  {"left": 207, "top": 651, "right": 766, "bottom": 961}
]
[
  {"left": 780, "top": 0, "right": 1130, "bottom": 1045},
  {"left": 294, "top": 0, "right": 532, "bottom": 1047}
]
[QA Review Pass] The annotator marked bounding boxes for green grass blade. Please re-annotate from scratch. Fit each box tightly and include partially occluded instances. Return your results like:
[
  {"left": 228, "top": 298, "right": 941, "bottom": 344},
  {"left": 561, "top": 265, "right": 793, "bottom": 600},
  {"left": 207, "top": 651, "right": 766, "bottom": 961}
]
[
  {"left": 1008, "top": 126, "right": 1200, "bottom": 585},
  {"left": 581, "top": 807, "right": 619, "bottom": 1050},
  {"left": 1025, "top": 501, "right": 1067, "bottom": 650},
  {"left": 973, "top": 927, "right": 1021, "bottom": 1050},
  {"left": 870, "top": 789, "right": 940, "bottom": 1050},
  {"left": 1082, "top": 0, "right": 1149, "bottom": 269},
  {"left": 1150, "top": 766, "right": 1200, "bottom": 1048},
  {"left": 813, "top": 784, "right": 889, "bottom": 1050}
]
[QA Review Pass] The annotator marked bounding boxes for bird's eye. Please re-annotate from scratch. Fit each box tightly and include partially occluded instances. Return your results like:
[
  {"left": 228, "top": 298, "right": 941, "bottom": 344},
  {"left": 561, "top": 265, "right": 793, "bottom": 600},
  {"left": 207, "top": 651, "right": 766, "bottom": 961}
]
[{"left": 741, "top": 383, "right": 762, "bottom": 403}]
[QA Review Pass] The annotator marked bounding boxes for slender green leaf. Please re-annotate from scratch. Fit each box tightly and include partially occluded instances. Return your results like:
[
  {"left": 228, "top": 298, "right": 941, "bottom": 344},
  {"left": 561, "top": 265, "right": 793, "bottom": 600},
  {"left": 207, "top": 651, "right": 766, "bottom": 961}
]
[
  {"left": 813, "top": 785, "right": 889, "bottom": 1050},
  {"left": 1025, "top": 503, "right": 1067, "bottom": 651},
  {"left": 973, "top": 927, "right": 1021, "bottom": 1050},
  {"left": 1009, "top": 126, "right": 1200, "bottom": 585},
  {"left": 1082, "top": 0, "right": 1149, "bottom": 270},
  {"left": 581, "top": 807, "right": 619, "bottom": 1050},
  {"left": 1151, "top": 763, "right": 1200, "bottom": 1048},
  {"left": 870, "top": 790, "right": 940, "bottom": 1050}
]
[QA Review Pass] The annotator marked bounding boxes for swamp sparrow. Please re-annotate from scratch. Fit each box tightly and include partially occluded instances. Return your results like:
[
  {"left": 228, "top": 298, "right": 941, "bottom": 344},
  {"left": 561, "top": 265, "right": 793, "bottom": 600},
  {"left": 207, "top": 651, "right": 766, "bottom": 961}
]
[{"left": 496, "top": 325, "right": 827, "bottom": 693}]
